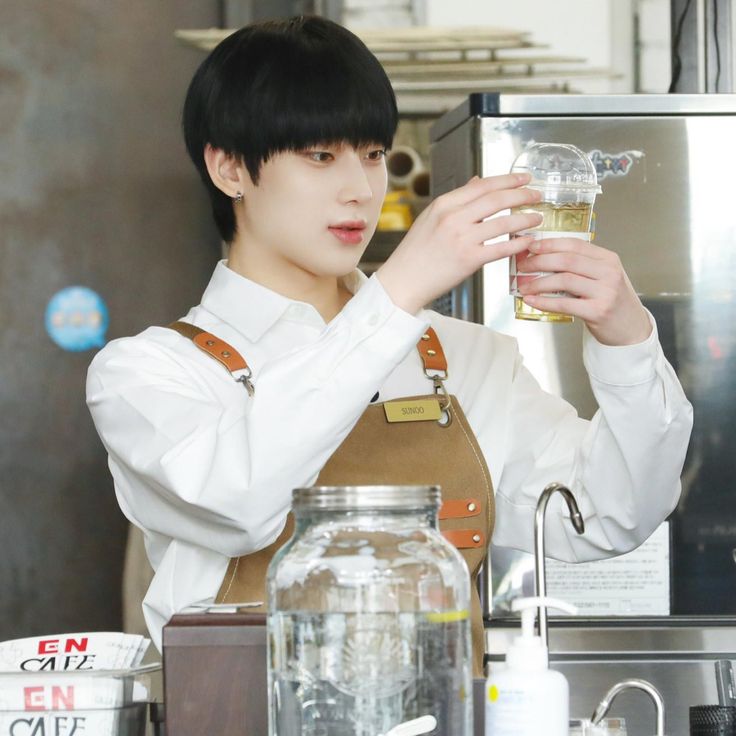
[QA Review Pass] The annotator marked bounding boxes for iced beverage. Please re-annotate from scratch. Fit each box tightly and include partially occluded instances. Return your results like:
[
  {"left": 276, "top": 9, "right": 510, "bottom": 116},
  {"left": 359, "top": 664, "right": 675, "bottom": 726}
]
[{"left": 509, "top": 143, "right": 601, "bottom": 322}]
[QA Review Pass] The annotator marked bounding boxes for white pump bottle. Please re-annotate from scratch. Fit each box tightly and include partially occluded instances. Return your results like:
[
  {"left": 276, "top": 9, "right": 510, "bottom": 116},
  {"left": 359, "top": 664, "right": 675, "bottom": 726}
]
[{"left": 485, "top": 596, "right": 578, "bottom": 736}]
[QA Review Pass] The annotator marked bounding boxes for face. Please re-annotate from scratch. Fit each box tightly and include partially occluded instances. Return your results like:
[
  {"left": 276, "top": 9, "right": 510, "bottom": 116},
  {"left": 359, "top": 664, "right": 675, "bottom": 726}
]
[{"left": 235, "top": 142, "right": 388, "bottom": 283}]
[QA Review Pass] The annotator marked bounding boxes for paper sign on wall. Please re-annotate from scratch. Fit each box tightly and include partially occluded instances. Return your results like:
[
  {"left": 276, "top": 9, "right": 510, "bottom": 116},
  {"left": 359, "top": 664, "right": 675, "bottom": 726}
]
[{"left": 546, "top": 521, "right": 670, "bottom": 615}]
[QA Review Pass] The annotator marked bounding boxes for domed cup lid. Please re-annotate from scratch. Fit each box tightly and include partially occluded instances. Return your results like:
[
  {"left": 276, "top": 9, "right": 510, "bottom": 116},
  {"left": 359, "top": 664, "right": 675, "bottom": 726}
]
[{"left": 511, "top": 142, "right": 602, "bottom": 196}]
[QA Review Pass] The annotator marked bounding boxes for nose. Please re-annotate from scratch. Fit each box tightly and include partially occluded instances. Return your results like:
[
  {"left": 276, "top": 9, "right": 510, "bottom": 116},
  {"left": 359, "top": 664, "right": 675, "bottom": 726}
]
[{"left": 336, "top": 150, "right": 374, "bottom": 205}]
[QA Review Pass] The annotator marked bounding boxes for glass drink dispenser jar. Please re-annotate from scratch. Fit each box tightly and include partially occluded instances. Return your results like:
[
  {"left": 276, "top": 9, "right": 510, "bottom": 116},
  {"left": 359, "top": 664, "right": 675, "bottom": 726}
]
[{"left": 267, "top": 485, "right": 472, "bottom": 736}]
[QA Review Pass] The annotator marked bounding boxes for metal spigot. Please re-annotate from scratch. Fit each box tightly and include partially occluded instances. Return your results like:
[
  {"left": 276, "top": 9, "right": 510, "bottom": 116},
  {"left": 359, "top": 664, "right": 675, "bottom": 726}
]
[
  {"left": 591, "top": 678, "right": 666, "bottom": 736},
  {"left": 534, "top": 481, "right": 585, "bottom": 650}
]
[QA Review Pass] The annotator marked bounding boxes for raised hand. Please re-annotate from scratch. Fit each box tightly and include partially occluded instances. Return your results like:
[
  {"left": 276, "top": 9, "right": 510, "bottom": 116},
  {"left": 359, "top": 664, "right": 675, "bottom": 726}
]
[
  {"left": 517, "top": 236, "right": 652, "bottom": 346},
  {"left": 377, "top": 174, "right": 543, "bottom": 315}
]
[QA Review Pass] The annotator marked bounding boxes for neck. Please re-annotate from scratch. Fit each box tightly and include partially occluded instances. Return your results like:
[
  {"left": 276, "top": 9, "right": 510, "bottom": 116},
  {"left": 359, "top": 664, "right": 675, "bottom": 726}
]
[{"left": 226, "top": 240, "right": 353, "bottom": 323}]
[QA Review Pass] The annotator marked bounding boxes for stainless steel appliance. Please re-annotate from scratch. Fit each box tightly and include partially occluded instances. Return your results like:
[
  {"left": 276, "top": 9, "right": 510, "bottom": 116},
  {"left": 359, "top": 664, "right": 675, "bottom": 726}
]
[
  {"left": 431, "top": 92, "right": 736, "bottom": 615},
  {"left": 430, "top": 93, "right": 736, "bottom": 736}
]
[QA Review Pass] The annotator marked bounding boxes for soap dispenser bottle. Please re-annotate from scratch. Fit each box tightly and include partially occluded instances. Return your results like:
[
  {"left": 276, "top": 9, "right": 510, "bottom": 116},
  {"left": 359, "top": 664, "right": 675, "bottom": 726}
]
[{"left": 485, "top": 596, "right": 577, "bottom": 736}]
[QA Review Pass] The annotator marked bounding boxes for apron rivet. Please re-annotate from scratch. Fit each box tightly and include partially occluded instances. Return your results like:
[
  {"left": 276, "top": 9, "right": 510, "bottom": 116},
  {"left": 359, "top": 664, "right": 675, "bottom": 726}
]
[
  {"left": 222, "top": 350, "right": 231, "bottom": 358},
  {"left": 472, "top": 534, "right": 481, "bottom": 543},
  {"left": 427, "top": 349, "right": 437, "bottom": 356},
  {"left": 206, "top": 340, "right": 215, "bottom": 346},
  {"left": 467, "top": 502, "right": 477, "bottom": 512},
  {"left": 421, "top": 334, "right": 430, "bottom": 340}
]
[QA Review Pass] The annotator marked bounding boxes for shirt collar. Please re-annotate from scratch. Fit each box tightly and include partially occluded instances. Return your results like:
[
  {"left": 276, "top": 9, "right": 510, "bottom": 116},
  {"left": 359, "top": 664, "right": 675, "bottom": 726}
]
[{"left": 200, "top": 260, "right": 369, "bottom": 342}]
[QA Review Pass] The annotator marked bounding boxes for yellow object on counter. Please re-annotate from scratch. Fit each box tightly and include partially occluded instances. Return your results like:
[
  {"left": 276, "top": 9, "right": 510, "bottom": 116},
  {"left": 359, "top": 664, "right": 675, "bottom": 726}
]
[
  {"left": 425, "top": 609, "right": 469, "bottom": 623},
  {"left": 378, "top": 189, "right": 413, "bottom": 231}
]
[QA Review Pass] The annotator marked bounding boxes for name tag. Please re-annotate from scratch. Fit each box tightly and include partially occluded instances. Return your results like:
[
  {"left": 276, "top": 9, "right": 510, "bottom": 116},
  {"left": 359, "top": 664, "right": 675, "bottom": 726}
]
[{"left": 384, "top": 399, "right": 442, "bottom": 423}]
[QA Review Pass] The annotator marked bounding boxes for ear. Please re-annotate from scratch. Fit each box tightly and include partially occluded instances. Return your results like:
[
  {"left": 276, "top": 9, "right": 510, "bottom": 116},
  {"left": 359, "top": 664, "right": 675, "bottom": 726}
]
[{"left": 204, "top": 144, "right": 246, "bottom": 198}]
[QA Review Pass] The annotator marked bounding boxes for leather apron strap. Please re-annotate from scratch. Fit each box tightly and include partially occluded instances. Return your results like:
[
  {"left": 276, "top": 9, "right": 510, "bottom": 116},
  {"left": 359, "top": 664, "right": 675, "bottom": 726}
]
[
  {"left": 169, "top": 321, "right": 496, "bottom": 676},
  {"left": 169, "top": 321, "right": 254, "bottom": 395}
]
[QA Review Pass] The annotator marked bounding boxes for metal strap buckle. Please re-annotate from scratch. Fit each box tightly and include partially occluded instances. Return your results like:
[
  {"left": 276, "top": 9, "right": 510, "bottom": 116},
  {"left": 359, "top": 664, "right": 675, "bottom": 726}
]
[
  {"left": 427, "top": 370, "right": 452, "bottom": 426},
  {"left": 235, "top": 368, "right": 255, "bottom": 397}
]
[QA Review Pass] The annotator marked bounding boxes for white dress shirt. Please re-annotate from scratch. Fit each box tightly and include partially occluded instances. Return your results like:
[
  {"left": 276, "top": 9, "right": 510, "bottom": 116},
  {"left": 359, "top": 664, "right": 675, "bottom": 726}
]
[{"left": 86, "top": 261, "right": 693, "bottom": 650}]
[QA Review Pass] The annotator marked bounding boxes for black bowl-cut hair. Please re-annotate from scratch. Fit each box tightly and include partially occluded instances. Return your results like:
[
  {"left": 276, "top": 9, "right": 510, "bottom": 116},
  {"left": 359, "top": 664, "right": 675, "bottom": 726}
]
[{"left": 182, "top": 15, "right": 399, "bottom": 243}]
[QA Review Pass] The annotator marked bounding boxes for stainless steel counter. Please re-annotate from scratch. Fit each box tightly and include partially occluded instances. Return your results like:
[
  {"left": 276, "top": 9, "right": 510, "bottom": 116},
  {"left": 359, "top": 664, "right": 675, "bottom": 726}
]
[
  {"left": 485, "top": 617, "right": 736, "bottom": 736},
  {"left": 160, "top": 613, "right": 735, "bottom": 734}
]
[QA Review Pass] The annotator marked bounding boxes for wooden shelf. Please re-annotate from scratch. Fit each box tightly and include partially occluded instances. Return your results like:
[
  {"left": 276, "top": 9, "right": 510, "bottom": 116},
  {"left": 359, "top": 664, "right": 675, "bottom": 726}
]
[
  {"left": 174, "top": 25, "right": 535, "bottom": 53},
  {"left": 174, "top": 25, "right": 617, "bottom": 116}
]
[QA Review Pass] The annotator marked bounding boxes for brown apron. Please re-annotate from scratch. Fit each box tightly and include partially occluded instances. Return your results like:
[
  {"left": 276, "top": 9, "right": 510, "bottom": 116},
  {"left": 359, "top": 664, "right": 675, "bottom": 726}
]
[{"left": 169, "top": 321, "right": 495, "bottom": 675}]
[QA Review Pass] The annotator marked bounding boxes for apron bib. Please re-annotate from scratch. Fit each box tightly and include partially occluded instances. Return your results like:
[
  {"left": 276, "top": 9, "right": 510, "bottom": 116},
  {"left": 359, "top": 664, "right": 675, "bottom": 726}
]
[{"left": 169, "top": 321, "right": 495, "bottom": 675}]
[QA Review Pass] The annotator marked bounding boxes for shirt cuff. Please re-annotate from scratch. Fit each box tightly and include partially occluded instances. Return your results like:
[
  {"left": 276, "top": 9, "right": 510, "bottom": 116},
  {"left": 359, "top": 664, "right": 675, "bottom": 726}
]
[
  {"left": 582, "top": 309, "right": 660, "bottom": 386},
  {"left": 342, "top": 271, "right": 430, "bottom": 339}
]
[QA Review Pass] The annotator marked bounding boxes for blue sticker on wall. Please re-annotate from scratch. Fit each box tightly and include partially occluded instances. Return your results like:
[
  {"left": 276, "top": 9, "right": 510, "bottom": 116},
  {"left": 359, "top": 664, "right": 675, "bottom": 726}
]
[{"left": 45, "top": 286, "right": 109, "bottom": 352}]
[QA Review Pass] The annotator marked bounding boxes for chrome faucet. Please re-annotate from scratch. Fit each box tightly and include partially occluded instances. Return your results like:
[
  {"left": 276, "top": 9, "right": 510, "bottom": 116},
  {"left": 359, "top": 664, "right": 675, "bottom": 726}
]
[
  {"left": 591, "top": 678, "right": 666, "bottom": 736},
  {"left": 534, "top": 481, "right": 585, "bottom": 650}
]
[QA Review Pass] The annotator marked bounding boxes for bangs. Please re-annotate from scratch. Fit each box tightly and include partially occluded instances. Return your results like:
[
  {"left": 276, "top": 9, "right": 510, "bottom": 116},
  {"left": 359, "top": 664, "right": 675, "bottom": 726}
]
[
  {"left": 210, "top": 18, "right": 398, "bottom": 180},
  {"left": 257, "top": 47, "right": 397, "bottom": 153}
]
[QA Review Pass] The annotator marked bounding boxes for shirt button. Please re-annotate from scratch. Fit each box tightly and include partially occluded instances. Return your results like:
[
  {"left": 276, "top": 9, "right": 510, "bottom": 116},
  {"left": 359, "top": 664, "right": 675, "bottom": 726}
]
[{"left": 367, "top": 314, "right": 379, "bottom": 327}]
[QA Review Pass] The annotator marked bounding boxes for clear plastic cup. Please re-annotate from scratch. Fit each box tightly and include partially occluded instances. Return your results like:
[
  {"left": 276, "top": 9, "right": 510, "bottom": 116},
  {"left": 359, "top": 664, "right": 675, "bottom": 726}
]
[{"left": 509, "top": 143, "right": 602, "bottom": 322}]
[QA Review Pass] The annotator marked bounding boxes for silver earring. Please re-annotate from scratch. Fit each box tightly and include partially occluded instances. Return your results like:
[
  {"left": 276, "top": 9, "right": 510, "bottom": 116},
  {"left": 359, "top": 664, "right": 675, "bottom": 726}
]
[{"left": 234, "top": 191, "right": 243, "bottom": 204}]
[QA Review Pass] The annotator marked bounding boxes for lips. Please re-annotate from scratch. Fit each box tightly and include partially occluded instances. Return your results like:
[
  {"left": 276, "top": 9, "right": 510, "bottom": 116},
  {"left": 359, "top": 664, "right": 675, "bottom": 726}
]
[{"left": 328, "top": 220, "right": 367, "bottom": 245}]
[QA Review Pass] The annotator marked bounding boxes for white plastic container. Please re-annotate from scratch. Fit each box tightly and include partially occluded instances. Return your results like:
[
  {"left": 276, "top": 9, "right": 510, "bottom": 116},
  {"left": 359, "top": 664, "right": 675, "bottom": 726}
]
[{"left": 485, "top": 596, "right": 577, "bottom": 736}]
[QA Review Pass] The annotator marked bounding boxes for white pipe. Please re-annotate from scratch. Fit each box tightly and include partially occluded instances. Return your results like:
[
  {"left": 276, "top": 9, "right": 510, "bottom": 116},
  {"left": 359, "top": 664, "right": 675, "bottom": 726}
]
[
  {"left": 407, "top": 170, "right": 431, "bottom": 215},
  {"left": 386, "top": 145, "right": 425, "bottom": 189},
  {"left": 408, "top": 169, "right": 430, "bottom": 199}
]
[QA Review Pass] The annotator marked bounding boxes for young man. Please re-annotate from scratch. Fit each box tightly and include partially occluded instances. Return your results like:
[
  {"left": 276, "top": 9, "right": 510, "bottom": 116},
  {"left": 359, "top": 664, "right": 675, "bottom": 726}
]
[{"left": 86, "top": 16, "right": 692, "bottom": 666}]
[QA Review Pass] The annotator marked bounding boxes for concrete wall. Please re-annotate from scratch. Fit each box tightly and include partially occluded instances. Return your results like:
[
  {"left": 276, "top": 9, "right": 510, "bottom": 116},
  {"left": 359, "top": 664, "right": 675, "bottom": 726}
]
[
  {"left": 426, "top": 0, "right": 636, "bottom": 93},
  {"left": 0, "top": 1, "right": 220, "bottom": 640},
  {"left": 636, "top": 0, "right": 672, "bottom": 92}
]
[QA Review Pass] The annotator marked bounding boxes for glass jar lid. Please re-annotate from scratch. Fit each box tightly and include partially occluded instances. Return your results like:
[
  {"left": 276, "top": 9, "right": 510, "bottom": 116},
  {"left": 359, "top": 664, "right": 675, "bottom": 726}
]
[{"left": 292, "top": 485, "right": 441, "bottom": 512}]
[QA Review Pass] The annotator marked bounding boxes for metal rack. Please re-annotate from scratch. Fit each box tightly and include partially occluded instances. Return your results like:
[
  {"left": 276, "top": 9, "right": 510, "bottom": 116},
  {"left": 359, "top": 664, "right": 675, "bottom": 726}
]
[{"left": 174, "top": 25, "right": 619, "bottom": 115}]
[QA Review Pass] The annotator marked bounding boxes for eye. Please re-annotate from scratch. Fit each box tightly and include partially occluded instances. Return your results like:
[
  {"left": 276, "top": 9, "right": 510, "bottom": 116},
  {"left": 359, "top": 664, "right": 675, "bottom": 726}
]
[
  {"left": 304, "top": 150, "right": 333, "bottom": 163},
  {"left": 365, "top": 148, "right": 387, "bottom": 162}
]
